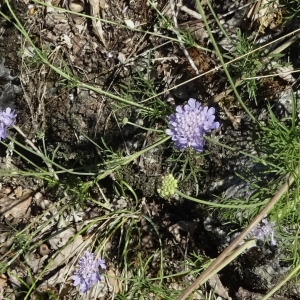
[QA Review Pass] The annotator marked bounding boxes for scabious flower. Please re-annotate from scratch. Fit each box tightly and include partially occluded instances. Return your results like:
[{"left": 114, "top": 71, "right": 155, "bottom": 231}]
[
  {"left": 0, "top": 107, "right": 17, "bottom": 140},
  {"left": 0, "top": 123, "right": 7, "bottom": 140},
  {"left": 157, "top": 174, "right": 178, "bottom": 199},
  {"left": 166, "top": 98, "right": 219, "bottom": 152},
  {"left": 250, "top": 218, "right": 277, "bottom": 246},
  {"left": 71, "top": 251, "right": 106, "bottom": 293}
]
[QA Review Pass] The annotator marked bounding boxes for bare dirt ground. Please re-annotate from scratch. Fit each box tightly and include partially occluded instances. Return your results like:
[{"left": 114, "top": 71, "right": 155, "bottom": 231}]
[{"left": 1, "top": 0, "right": 300, "bottom": 299}]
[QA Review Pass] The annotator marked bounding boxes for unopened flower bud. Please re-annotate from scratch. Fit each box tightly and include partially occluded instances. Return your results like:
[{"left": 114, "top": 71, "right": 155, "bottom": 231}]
[{"left": 157, "top": 174, "right": 178, "bottom": 199}]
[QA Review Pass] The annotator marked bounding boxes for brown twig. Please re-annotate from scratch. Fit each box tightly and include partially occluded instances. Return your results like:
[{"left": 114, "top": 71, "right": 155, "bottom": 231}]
[
  {"left": 170, "top": 0, "right": 199, "bottom": 75},
  {"left": 177, "top": 164, "right": 300, "bottom": 300}
]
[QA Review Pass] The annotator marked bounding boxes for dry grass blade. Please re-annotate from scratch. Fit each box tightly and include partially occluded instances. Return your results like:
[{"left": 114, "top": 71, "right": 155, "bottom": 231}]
[
  {"left": 169, "top": 0, "right": 199, "bottom": 74},
  {"left": 89, "top": 0, "right": 107, "bottom": 48},
  {"left": 177, "top": 164, "right": 300, "bottom": 300}
]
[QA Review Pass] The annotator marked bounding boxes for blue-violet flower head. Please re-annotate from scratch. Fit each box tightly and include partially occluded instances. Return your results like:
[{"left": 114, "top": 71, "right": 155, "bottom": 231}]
[
  {"left": 1, "top": 107, "right": 17, "bottom": 126},
  {"left": 0, "top": 123, "right": 7, "bottom": 140},
  {"left": 0, "top": 107, "right": 17, "bottom": 140},
  {"left": 251, "top": 218, "right": 277, "bottom": 246},
  {"left": 71, "top": 251, "right": 106, "bottom": 293},
  {"left": 166, "top": 98, "right": 219, "bottom": 152}
]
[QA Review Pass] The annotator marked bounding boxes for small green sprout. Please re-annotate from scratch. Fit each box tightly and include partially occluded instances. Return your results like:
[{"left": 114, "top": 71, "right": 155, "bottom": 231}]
[{"left": 157, "top": 174, "right": 178, "bottom": 199}]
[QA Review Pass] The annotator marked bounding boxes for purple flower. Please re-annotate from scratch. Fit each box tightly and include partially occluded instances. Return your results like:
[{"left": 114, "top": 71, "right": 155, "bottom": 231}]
[
  {"left": 71, "top": 251, "right": 106, "bottom": 293},
  {"left": 0, "top": 107, "right": 16, "bottom": 140},
  {"left": 0, "top": 107, "right": 17, "bottom": 126},
  {"left": 166, "top": 99, "right": 220, "bottom": 152},
  {"left": 0, "top": 123, "right": 7, "bottom": 140},
  {"left": 251, "top": 218, "right": 277, "bottom": 246}
]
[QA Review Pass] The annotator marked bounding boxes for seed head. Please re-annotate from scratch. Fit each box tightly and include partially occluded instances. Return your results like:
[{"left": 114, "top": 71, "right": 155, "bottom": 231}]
[
  {"left": 250, "top": 218, "right": 277, "bottom": 246},
  {"left": 157, "top": 174, "right": 178, "bottom": 199}
]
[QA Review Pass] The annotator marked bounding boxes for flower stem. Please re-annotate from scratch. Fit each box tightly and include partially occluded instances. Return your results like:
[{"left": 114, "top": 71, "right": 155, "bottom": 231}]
[{"left": 176, "top": 190, "right": 267, "bottom": 209}]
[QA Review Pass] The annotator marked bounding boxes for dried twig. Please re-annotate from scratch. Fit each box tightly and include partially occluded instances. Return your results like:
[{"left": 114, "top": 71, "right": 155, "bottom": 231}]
[
  {"left": 169, "top": 0, "right": 199, "bottom": 74},
  {"left": 178, "top": 4, "right": 202, "bottom": 20},
  {"left": 177, "top": 164, "right": 300, "bottom": 299},
  {"left": 89, "top": 0, "right": 107, "bottom": 48}
]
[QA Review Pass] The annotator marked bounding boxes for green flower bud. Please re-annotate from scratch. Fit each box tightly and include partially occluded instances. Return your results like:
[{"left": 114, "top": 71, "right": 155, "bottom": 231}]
[
  {"left": 122, "top": 117, "right": 129, "bottom": 125},
  {"left": 157, "top": 174, "right": 178, "bottom": 199}
]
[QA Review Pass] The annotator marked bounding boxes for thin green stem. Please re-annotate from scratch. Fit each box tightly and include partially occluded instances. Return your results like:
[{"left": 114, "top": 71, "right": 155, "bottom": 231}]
[
  {"left": 96, "top": 136, "right": 170, "bottom": 180},
  {"left": 197, "top": 0, "right": 257, "bottom": 122},
  {"left": 204, "top": 136, "right": 286, "bottom": 173},
  {"left": 123, "top": 119, "right": 164, "bottom": 133},
  {"left": 176, "top": 190, "right": 267, "bottom": 209}
]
